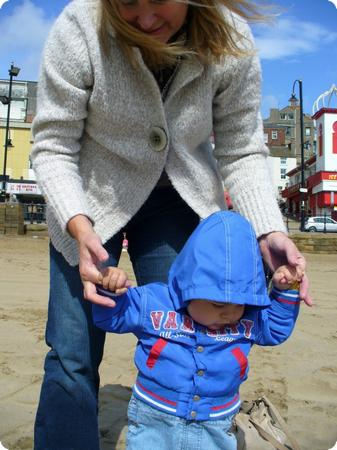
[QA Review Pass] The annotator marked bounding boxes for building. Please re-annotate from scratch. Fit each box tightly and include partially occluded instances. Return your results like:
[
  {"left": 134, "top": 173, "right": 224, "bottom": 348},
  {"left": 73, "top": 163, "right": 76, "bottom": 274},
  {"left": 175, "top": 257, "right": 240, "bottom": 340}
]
[
  {"left": 263, "top": 98, "right": 315, "bottom": 203},
  {"left": 266, "top": 155, "right": 297, "bottom": 204},
  {"left": 264, "top": 98, "right": 316, "bottom": 164},
  {"left": 0, "top": 79, "right": 42, "bottom": 204},
  {"left": 282, "top": 85, "right": 337, "bottom": 220}
]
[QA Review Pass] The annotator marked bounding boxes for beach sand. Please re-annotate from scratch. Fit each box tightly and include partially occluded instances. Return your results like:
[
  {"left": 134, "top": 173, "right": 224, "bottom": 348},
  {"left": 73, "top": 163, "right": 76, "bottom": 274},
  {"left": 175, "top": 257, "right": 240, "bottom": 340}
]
[{"left": 0, "top": 234, "right": 336, "bottom": 450}]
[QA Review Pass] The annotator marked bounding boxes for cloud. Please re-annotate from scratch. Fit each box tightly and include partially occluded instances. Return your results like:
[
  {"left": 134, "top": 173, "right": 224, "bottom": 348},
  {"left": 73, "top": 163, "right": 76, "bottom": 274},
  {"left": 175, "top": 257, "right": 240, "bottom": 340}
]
[
  {"left": 0, "top": 0, "right": 54, "bottom": 79},
  {"left": 254, "top": 17, "right": 337, "bottom": 60},
  {"left": 0, "top": 0, "right": 9, "bottom": 9}
]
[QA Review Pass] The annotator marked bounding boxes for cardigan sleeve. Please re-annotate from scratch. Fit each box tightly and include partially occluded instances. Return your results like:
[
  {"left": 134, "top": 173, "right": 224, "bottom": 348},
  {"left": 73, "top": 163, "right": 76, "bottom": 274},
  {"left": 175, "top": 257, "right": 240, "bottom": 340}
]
[
  {"left": 254, "top": 287, "right": 300, "bottom": 346},
  {"left": 30, "top": 5, "right": 94, "bottom": 232},
  {"left": 212, "top": 18, "right": 286, "bottom": 238}
]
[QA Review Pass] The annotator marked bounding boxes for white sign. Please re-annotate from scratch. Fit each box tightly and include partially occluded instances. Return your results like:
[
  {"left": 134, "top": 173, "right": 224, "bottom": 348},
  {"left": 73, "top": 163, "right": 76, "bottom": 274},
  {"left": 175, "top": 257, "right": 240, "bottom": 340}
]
[{"left": 7, "top": 183, "right": 41, "bottom": 195}]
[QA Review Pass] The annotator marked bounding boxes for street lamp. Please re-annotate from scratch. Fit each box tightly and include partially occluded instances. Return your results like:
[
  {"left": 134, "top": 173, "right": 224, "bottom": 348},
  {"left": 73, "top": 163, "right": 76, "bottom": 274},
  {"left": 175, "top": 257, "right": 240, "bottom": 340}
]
[
  {"left": 0, "top": 63, "right": 20, "bottom": 202},
  {"left": 289, "top": 79, "right": 307, "bottom": 232}
]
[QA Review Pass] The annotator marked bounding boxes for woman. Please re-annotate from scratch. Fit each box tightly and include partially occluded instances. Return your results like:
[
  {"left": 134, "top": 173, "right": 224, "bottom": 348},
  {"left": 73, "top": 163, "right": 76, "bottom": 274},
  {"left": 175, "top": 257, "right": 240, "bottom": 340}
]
[{"left": 31, "top": 0, "right": 311, "bottom": 448}]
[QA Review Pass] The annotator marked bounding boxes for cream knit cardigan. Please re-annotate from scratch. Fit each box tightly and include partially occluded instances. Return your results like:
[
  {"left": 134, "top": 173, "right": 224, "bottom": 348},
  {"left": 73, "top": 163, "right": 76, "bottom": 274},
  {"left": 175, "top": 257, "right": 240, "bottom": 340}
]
[{"left": 31, "top": 0, "right": 286, "bottom": 266}]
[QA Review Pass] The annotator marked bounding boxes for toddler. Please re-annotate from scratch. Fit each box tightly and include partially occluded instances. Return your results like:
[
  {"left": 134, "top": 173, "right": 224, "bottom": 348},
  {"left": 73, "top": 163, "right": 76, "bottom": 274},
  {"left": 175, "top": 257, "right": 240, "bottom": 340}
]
[{"left": 93, "top": 211, "right": 302, "bottom": 450}]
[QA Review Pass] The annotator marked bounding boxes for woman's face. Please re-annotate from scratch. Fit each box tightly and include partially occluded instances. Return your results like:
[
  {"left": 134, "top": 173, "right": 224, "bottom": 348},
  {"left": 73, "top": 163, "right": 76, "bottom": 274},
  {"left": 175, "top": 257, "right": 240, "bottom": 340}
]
[{"left": 116, "top": 0, "right": 188, "bottom": 43}]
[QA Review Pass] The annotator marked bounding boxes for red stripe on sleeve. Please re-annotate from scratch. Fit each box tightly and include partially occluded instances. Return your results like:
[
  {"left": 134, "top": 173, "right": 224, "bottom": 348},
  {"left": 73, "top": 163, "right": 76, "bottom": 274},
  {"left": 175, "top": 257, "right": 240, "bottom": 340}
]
[
  {"left": 276, "top": 296, "right": 299, "bottom": 305},
  {"left": 146, "top": 338, "right": 168, "bottom": 369},
  {"left": 231, "top": 347, "right": 248, "bottom": 379}
]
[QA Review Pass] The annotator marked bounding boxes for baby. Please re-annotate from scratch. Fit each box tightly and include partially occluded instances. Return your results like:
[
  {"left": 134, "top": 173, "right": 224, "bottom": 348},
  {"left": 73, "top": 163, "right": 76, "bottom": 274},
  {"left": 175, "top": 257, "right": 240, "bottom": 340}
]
[{"left": 93, "top": 211, "right": 302, "bottom": 450}]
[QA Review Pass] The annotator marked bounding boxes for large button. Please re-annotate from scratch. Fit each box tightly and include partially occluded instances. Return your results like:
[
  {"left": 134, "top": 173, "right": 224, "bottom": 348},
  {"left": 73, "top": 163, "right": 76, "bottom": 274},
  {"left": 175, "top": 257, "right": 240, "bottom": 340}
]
[
  {"left": 149, "top": 126, "right": 167, "bottom": 152},
  {"left": 193, "top": 395, "right": 200, "bottom": 402},
  {"left": 197, "top": 370, "right": 204, "bottom": 376},
  {"left": 196, "top": 346, "right": 204, "bottom": 353},
  {"left": 191, "top": 411, "right": 197, "bottom": 419}
]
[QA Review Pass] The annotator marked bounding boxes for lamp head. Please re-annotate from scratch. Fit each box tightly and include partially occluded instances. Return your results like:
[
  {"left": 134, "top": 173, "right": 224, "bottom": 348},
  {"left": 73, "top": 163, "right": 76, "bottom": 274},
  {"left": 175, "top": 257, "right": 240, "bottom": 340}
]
[
  {"left": 289, "top": 93, "right": 298, "bottom": 106},
  {"left": 9, "top": 65, "right": 20, "bottom": 77}
]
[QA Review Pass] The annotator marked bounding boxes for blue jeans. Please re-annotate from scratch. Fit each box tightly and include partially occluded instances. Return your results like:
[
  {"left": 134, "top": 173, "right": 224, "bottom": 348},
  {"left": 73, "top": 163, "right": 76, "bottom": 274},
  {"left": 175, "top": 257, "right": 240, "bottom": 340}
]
[
  {"left": 127, "top": 395, "right": 237, "bottom": 450},
  {"left": 34, "top": 186, "right": 199, "bottom": 450}
]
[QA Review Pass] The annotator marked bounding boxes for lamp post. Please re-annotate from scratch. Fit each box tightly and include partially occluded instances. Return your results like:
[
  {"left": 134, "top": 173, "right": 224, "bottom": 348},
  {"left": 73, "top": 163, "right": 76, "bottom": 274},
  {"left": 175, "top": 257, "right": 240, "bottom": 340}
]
[
  {"left": 289, "top": 79, "right": 307, "bottom": 232},
  {"left": 0, "top": 63, "right": 20, "bottom": 202}
]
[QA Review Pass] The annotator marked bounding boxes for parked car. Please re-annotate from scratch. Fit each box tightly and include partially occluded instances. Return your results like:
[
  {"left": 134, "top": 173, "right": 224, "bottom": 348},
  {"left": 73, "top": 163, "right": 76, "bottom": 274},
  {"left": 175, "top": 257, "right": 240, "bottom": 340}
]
[{"left": 304, "top": 216, "right": 337, "bottom": 232}]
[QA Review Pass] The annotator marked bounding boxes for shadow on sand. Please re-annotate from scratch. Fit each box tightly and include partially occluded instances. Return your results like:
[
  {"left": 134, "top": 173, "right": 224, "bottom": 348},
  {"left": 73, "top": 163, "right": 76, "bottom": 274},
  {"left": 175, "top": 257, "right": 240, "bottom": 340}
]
[{"left": 99, "top": 384, "right": 132, "bottom": 450}]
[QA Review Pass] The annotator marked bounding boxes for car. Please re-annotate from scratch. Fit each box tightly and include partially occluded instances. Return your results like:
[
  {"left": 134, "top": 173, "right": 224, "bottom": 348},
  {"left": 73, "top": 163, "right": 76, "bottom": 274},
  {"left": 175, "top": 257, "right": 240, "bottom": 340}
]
[{"left": 304, "top": 216, "right": 337, "bottom": 232}]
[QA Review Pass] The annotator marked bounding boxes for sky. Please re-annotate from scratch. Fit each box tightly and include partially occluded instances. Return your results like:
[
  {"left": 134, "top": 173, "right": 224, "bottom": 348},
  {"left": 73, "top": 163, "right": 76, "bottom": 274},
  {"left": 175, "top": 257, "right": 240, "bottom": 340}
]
[{"left": 0, "top": 0, "right": 336, "bottom": 118}]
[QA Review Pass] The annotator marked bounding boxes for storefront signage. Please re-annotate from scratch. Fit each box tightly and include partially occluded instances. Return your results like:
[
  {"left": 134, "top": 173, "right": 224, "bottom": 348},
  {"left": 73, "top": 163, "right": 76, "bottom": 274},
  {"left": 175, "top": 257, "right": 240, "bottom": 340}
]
[{"left": 7, "top": 182, "right": 41, "bottom": 195}]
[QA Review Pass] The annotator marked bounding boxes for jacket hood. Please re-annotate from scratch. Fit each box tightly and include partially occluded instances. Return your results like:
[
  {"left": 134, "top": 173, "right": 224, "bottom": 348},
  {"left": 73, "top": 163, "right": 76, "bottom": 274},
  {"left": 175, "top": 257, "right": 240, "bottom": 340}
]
[{"left": 168, "top": 211, "right": 270, "bottom": 310}]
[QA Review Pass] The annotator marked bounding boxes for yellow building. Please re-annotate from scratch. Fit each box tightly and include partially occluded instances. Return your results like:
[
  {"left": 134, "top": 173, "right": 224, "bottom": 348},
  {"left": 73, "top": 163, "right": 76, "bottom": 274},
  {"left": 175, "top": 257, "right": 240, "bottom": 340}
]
[
  {"left": 0, "top": 121, "right": 33, "bottom": 180},
  {"left": 0, "top": 79, "right": 42, "bottom": 205}
]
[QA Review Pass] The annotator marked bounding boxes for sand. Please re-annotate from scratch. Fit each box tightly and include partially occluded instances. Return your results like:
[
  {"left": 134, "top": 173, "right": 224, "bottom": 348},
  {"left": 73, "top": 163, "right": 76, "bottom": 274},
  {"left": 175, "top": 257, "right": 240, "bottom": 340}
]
[{"left": 0, "top": 234, "right": 336, "bottom": 450}]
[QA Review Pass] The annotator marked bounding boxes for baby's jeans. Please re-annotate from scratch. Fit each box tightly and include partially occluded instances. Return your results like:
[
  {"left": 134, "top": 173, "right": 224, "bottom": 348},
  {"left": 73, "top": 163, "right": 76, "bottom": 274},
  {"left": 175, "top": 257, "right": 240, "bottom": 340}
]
[{"left": 127, "top": 394, "right": 237, "bottom": 450}]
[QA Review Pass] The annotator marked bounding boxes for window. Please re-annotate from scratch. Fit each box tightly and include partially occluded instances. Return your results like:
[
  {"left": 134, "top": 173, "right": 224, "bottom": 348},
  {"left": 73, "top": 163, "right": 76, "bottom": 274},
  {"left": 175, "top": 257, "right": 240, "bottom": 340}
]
[
  {"left": 271, "top": 130, "right": 278, "bottom": 140},
  {"left": 280, "top": 157, "right": 287, "bottom": 165},
  {"left": 305, "top": 127, "right": 311, "bottom": 137},
  {"left": 280, "top": 114, "right": 286, "bottom": 119},
  {"left": 280, "top": 168, "right": 287, "bottom": 179},
  {"left": 264, "top": 133, "right": 268, "bottom": 143},
  {"left": 288, "top": 113, "right": 294, "bottom": 119}
]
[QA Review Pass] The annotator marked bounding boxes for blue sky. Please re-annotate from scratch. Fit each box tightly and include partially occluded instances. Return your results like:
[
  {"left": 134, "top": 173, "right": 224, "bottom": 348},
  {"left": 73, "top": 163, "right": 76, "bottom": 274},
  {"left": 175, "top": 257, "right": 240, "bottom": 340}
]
[{"left": 0, "top": 0, "right": 336, "bottom": 117}]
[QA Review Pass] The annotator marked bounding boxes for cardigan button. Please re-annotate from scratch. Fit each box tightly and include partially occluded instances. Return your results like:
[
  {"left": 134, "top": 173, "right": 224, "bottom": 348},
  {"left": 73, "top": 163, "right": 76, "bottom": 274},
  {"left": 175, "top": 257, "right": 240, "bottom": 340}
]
[
  {"left": 196, "top": 346, "right": 204, "bottom": 353},
  {"left": 191, "top": 411, "right": 197, "bottom": 419},
  {"left": 193, "top": 395, "right": 200, "bottom": 402},
  {"left": 197, "top": 370, "right": 204, "bottom": 376},
  {"left": 149, "top": 126, "right": 167, "bottom": 152}
]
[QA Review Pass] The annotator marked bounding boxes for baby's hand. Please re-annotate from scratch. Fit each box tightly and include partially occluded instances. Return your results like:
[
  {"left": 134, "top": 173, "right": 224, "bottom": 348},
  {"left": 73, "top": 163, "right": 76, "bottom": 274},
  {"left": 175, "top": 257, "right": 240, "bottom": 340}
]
[
  {"left": 272, "top": 264, "right": 303, "bottom": 290},
  {"left": 100, "top": 267, "right": 132, "bottom": 295}
]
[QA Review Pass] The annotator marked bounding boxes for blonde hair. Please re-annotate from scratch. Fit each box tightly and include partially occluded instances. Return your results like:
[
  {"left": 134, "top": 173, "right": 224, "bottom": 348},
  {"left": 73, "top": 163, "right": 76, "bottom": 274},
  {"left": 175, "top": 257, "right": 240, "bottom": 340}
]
[{"left": 99, "top": 0, "right": 270, "bottom": 68}]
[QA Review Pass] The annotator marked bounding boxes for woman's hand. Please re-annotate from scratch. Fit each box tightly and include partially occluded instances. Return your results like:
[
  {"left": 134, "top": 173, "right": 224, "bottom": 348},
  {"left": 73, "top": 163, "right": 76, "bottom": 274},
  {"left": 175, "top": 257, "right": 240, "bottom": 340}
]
[
  {"left": 259, "top": 231, "right": 313, "bottom": 306},
  {"left": 67, "top": 215, "right": 116, "bottom": 307}
]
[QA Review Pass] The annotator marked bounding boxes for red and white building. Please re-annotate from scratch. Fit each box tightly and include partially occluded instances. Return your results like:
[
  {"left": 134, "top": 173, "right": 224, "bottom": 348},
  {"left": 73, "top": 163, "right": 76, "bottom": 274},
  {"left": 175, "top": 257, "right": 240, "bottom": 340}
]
[{"left": 282, "top": 85, "right": 337, "bottom": 220}]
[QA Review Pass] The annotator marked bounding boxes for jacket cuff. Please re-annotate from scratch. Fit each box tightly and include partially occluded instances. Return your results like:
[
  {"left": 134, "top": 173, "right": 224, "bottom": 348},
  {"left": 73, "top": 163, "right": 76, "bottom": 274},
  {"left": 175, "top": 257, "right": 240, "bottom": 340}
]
[{"left": 270, "top": 287, "right": 301, "bottom": 309}]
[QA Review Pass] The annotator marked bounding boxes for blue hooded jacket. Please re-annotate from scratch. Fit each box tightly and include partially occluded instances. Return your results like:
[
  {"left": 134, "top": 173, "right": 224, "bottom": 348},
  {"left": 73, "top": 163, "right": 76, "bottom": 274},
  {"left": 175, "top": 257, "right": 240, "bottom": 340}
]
[{"left": 93, "top": 212, "right": 300, "bottom": 421}]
